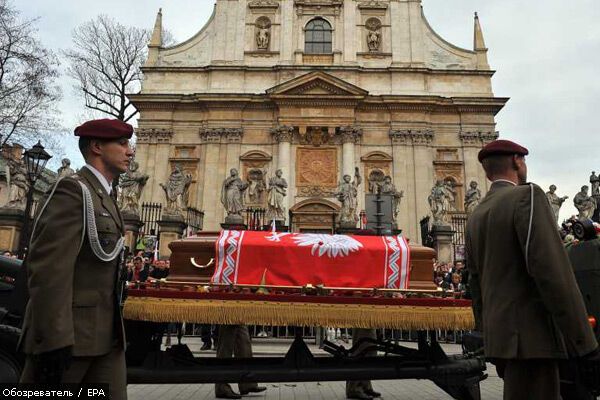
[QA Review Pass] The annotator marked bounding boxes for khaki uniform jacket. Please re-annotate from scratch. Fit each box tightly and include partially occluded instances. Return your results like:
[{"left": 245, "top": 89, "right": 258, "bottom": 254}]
[
  {"left": 466, "top": 181, "right": 597, "bottom": 359},
  {"left": 20, "top": 167, "right": 126, "bottom": 356}
]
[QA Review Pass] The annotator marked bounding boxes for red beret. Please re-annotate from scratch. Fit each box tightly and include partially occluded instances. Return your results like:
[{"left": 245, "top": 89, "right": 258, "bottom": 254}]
[
  {"left": 74, "top": 119, "right": 133, "bottom": 139},
  {"left": 478, "top": 139, "right": 529, "bottom": 162}
]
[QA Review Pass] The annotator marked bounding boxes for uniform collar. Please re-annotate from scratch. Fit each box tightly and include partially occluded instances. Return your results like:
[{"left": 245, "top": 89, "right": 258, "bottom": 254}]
[
  {"left": 492, "top": 179, "right": 517, "bottom": 186},
  {"left": 84, "top": 164, "right": 112, "bottom": 195}
]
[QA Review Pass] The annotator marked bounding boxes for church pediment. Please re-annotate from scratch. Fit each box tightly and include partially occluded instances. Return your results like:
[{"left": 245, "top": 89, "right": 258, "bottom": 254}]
[{"left": 267, "top": 71, "right": 368, "bottom": 98}]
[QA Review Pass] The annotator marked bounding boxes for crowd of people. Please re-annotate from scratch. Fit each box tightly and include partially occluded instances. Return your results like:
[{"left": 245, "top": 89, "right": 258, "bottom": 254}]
[
  {"left": 125, "top": 253, "right": 170, "bottom": 282},
  {"left": 433, "top": 259, "right": 468, "bottom": 298}
]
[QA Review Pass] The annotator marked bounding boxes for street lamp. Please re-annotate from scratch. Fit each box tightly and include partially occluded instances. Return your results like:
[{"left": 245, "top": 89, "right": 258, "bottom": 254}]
[{"left": 17, "top": 141, "right": 52, "bottom": 258}]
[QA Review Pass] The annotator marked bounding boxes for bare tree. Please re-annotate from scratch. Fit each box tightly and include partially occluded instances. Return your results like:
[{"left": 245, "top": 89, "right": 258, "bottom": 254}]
[
  {"left": 64, "top": 15, "right": 152, "bottom": 122},
  {"left": 0, "top": 0, "right": 62, "bottom": 149}
]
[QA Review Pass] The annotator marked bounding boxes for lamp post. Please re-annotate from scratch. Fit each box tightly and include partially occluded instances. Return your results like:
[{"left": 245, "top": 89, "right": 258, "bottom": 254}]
[{"left": 17, "top": 141, "right": 52, "bottom": 259}]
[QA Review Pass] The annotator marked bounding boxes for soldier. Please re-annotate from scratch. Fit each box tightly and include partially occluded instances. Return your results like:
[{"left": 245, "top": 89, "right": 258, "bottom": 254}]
[
  {"left": 466, "top": 139, "right": 599, "bottom": 399},
  {"left": 19, "top": 119, "right": 134, "bottom": 400}
]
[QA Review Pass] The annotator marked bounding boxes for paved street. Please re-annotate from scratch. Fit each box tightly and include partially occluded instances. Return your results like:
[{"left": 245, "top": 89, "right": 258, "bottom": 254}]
[{"left": 128, "top": 338, "right": 503, "bottom": 400}]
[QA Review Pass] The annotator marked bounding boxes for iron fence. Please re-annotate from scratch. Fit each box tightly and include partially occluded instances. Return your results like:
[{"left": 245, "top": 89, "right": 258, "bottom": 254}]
[
  {"left": 140, "top": 202, "right": 162, "bottom": 236},
  {"left": 245, "top": 208, "right": 267, "bottom": 231},
  {"left": 450, "top": 212, "right": 468, "bottom": 261},
  {"left": 185, "top": 207, "right": 204, "bottom": 236}
]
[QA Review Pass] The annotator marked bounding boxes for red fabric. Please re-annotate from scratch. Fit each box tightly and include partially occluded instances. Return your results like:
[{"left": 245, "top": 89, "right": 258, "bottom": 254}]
[
  {"left": 128, "top": 289, "right": 472, "bottom": 308},
  {"left": 212, "top": 230, "right": 411, "bottom": 289},
  {"left": 74, "top": 118, "right": 133, "bottom": 139}
]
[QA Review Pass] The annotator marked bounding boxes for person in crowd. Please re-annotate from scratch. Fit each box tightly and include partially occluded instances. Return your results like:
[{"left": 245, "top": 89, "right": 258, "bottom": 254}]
[
  {"left": 466, "top": 139, "right": 599, "bottom": 399},
  {"left": 449, "top": 273, "right": 465, "bottom": 298},
  {"left": 18, "top": 119, "right": 134, "bottom": 399},
  {"left": 128, "top": 256, "right": 150, "bottom": 282},
  {"left": 150, "top": 259, "right": 169, "bottom": 279}
]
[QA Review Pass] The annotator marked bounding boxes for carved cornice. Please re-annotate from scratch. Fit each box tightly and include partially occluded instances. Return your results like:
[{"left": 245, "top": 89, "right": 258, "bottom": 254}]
[
  {"left": 338, "top": 125, "right": 363, "bottom": 144},
  {"left": 136, "top": 128, "right": 173, "bottom": 144},
  {"left": 357, "top": 1, "right": 388, "bottom": 10},
  {"left": 295, "top": 0, "right": 343, "bottom": 15},
  {"left": 199, "top": 128, "right": 244, "bottom": 144},
  {"left": 270, "top": 125, "right": 294, "bottom": 143},
  {"left": 459, "top": 131, "right": 499, "bottom": 147},
  {"left": 298, "top": 185, "right": 336, "bottom": 198},
  {"left": 248, "top": 0, "right": 279, "bottom": 10},
  {"left": 389, "top": 129, "right": 435, "bottom": 146}
]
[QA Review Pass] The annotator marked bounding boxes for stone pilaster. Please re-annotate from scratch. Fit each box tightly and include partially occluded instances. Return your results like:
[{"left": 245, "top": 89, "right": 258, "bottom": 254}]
[
  {"left": 136, "top": 128, "right": 173, "bottom": 205},
  {"left": 460, "top": 130, "right": 499, "bottom": 192},
  {"left": 122, "top": 212, "right": 144, "bottom": 253}
]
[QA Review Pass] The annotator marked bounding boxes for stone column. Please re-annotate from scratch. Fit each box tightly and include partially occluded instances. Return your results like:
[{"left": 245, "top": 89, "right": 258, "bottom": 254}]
[
  {"left": 0, "top": 208, "right": 24, "bottom": 253},
  {"left": 339, "top": 126, "right": 362, "bottom": 178},
  {"left": 431, "top": 224, "right": 454, "bottom": 264},
  {"left": 122, "top": 212, "right": 144, "bottom": 253},
  {"left": 157, "top": 214, "right": 187, "bottom": 259},
  {"left": 411, "top": 130, "right": 435, "bottom": 241},
  {"left": 271, "top": 126, "right": 294, "bottom": 223},
  {"left": 389, "top": 130, "right": 416, "bottom": 241},
  {"left": 200, "top": 129, "right": 224, "bottom": 231},
  {"left": 136, "top": 129, "right": 173, "bottom": 204},
  {"left": 480, "top": 131, "right": 499, "bottom": 192}
]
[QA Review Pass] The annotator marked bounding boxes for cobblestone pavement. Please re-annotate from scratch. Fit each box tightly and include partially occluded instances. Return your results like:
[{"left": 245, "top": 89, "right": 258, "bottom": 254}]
[{"left": 127, "top": 338, "right": 504, "bottom": 400}]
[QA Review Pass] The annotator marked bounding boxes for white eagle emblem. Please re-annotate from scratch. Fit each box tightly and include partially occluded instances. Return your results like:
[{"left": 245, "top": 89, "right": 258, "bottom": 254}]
[{"left": 292, "top": 234, "right": 363, "bottom": 258}]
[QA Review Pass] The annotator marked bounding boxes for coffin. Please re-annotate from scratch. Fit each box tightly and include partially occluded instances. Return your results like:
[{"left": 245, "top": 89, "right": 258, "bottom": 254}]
[{"left": 168, "top": 231, "right": 437, "bottom": 290}]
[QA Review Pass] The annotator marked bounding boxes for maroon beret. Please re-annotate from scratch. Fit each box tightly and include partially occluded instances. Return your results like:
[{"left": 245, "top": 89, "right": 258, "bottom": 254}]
[
  {"left": 478, "top": 139, "right": 529, "bottom": 162},
  {"left": 74, "top": 119, "right": 133, "bottom": 139}
]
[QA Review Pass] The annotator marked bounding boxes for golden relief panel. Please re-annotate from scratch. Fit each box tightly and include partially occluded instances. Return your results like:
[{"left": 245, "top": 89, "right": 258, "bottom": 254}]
[{"left": 296, "top": 147, "right": 338, "bottom": 188}]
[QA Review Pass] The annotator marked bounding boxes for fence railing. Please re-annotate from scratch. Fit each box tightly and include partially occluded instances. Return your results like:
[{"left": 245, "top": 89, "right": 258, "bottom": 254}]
[
  {"left": 450, "top": 212, "right": 468, "bottom": 261},
  {"left": 140, "top": 202, "right": 162, "bottom": 236},
  {"left": 185, "top": 207, "right": 204, "bottom": 235},
  {"left": 245, "top": 208, "right": 267, "bottom": 231}
]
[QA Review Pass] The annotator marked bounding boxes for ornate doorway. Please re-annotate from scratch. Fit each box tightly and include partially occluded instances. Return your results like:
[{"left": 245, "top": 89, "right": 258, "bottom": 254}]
[{"left": 289, "top": 199, "right": 339, "bottom": 233}]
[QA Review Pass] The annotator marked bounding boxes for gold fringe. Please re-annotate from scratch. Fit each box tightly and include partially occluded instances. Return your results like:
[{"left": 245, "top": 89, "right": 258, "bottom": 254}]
[{"left": 124, "top": 297, "right": 475, "bottom": 330}]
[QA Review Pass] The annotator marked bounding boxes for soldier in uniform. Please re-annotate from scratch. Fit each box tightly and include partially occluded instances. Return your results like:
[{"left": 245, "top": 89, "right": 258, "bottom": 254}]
[
  {"left": 466, "top": 139, "right": 599, "bottom": 399},
  {"left": 19, "top": 119, "right": 134, "bottom": 400}
]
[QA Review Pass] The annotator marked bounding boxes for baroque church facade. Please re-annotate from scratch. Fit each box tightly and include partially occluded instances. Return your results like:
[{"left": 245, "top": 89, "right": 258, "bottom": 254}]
[{"left": 130, "top": 0, "right": 507, "bottom": 241}]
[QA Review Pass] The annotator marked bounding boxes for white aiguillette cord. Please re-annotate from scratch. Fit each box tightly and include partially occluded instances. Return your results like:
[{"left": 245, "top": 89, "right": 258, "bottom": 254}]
[
  {"left": 525, "top": 183, "right": 534, "bottom": 273},
  {"left": 29, "top": 177, "right": 124, "bottom": 262}
]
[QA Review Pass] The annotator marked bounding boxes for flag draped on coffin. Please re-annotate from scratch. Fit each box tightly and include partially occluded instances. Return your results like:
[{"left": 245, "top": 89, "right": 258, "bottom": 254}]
[{"left": 212, "top": 230, "right": 411, "bottom": 289}]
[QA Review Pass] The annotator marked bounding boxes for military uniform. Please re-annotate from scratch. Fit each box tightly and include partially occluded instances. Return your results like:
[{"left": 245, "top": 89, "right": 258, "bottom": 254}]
[
  {"left": 19, "top": 119, "right": 131, "bottom": 400},
  {"left": 466, "top": 180, "right": 597, "bottom": 399}
]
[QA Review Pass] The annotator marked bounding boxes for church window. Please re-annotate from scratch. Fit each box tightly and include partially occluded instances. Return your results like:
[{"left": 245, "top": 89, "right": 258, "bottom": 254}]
[{"left": 305, "top": 18, "right": 332, "bottom": 54}]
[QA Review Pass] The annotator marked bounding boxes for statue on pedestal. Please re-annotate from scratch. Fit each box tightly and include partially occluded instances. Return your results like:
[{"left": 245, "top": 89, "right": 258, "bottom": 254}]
[
  {"left": 57, "top": 158, "right": 75, "bottom": 180},
  {"left": 428, "top": 180, "right": 455, "bottom": 225},
  {"left": 160, "top": 165, "right": 192, "bottom": 217},
  {"left": 118, "top": 160, "right": 149, "bottom": 216},
  {"left": 246, "top": 169, "right": 266, "bottom": 204},
  {"left": 267, "top": 169, "right": 287, "bottom": 222},
  {"left": 574, "top": 185, "right": 597, "bottom": 220},
  {"left": 336, "top": 167, "right": 361, "bottom": 228},
  {"left": 221, "top": 168, "right": 248, "bottom": 224},
  {"left": 590, "top": 171, "right": 600, "bottom": 196},
  {"left": 4, "top": 158, "right": 29, "bottom": 209},
  {"left": 464, "top": 181, "right": 482, "bottom": 215},
  {"left": 379, "top": 175, "right": 403, "bottom": 219},
  {"left": 545, "top": 185, "right": 568, "bottom": 224}
]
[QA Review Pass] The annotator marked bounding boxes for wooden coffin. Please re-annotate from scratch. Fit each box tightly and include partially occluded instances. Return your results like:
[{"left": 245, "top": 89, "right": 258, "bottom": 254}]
[{"left": 168, "top": 232, "right": 437, "bottom": 290}]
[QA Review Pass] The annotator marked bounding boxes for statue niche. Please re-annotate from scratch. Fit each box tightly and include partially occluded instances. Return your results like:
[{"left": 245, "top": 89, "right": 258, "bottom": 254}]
[
  {"left": 365, "top": 17, "right": 382, "bottom": 52},
  {"left": 255, "top": 16, "right": 271, "bottom": 51},
  {"left": 246, "top": 168, "right": 266, "bottom": 205}
]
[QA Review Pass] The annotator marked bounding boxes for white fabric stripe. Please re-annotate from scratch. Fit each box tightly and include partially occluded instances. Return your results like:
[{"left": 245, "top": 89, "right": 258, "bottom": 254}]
[
  {"left": 381, "top": 236, "right": 389, "bottom": 288},
  {"left": 233, "top": 230, "right": 245, "bottom": 284},
  {"left": 398, "top": 235, "right": 409, "bottom": 289},
  {"left": 214, "top": 230, "right": 229, "bottom": 284}
]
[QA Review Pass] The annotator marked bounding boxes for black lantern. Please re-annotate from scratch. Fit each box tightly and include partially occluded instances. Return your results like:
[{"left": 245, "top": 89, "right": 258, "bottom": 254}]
[
  {"left": 17, "top": 141, "right": 52, "bottom": 258},
  {"left": 23, "top": 141, "right": 52, "bottom": 183}
]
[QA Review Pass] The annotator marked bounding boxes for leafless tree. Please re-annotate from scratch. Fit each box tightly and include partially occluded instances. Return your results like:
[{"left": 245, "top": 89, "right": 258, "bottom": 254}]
[
  {"left": 64, "top": 15, "right": 175, "bottom": 123},
  {"left": 0, "top": 0, "right": 62, "bottom": 149}
]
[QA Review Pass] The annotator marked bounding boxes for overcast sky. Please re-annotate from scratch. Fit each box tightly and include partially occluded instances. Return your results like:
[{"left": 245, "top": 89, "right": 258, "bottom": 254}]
[{"left": 17, "top": 0, "right": 600, "bottom": 221}]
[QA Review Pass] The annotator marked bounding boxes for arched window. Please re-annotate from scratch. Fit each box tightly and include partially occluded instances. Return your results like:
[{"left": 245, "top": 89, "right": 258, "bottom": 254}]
[{"left": 305, "top": 18, "right": 332, "bottom": 54}]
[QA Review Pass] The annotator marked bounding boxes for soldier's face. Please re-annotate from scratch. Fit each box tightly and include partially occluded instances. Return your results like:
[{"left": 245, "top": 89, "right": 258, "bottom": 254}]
[{"left": 98, "top": 138, "right": 134, "bottom": 176}]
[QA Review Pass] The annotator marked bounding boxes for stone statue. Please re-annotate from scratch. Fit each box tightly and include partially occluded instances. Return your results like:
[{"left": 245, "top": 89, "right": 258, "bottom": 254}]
[
  {"left": 367, "top": 30, "right": 380, "bottom": 52},
  {"left": 221, "top": 168, "right": 249, "bottom": 224},
  {"left": 57, "top": 158, "right": 75, "bottom": 180},
  {"left": 380, "top": 175, "right": 404, "bottom": 219},
  {"left": 574, "top": 185, "right": 597, "bottom": 220},
  {"left": 4, "top": 158, "right": 29, "bottom": 209},
  {"left": 160, "top": 165, "right": 192, "bottom": 216},
  {"left": 545, "top": 184, "right": 568, "bottom": 224},
  {"left": 428, "top": 180, "right": 455, "bottom": 225},
  {"left": 267, "top": 169, "right": 288, "bottom": 221},
  {"left": 335, "top": 167, "right": 362, "bottom": 228},
  {"left": 464, "top": 181, "right": 482, "bottom": 215},
  {"left": 246, "top": 169, "right": 266, "bottom": 204},
  {"left": 118, "top": 160, "right": 149, "bottom": 216},
  {"left": 256, "top": 27, "right": 270, "bottom": 50},
  {"left": 590, "top": 171, "right": 600, "bottom": 196}
]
